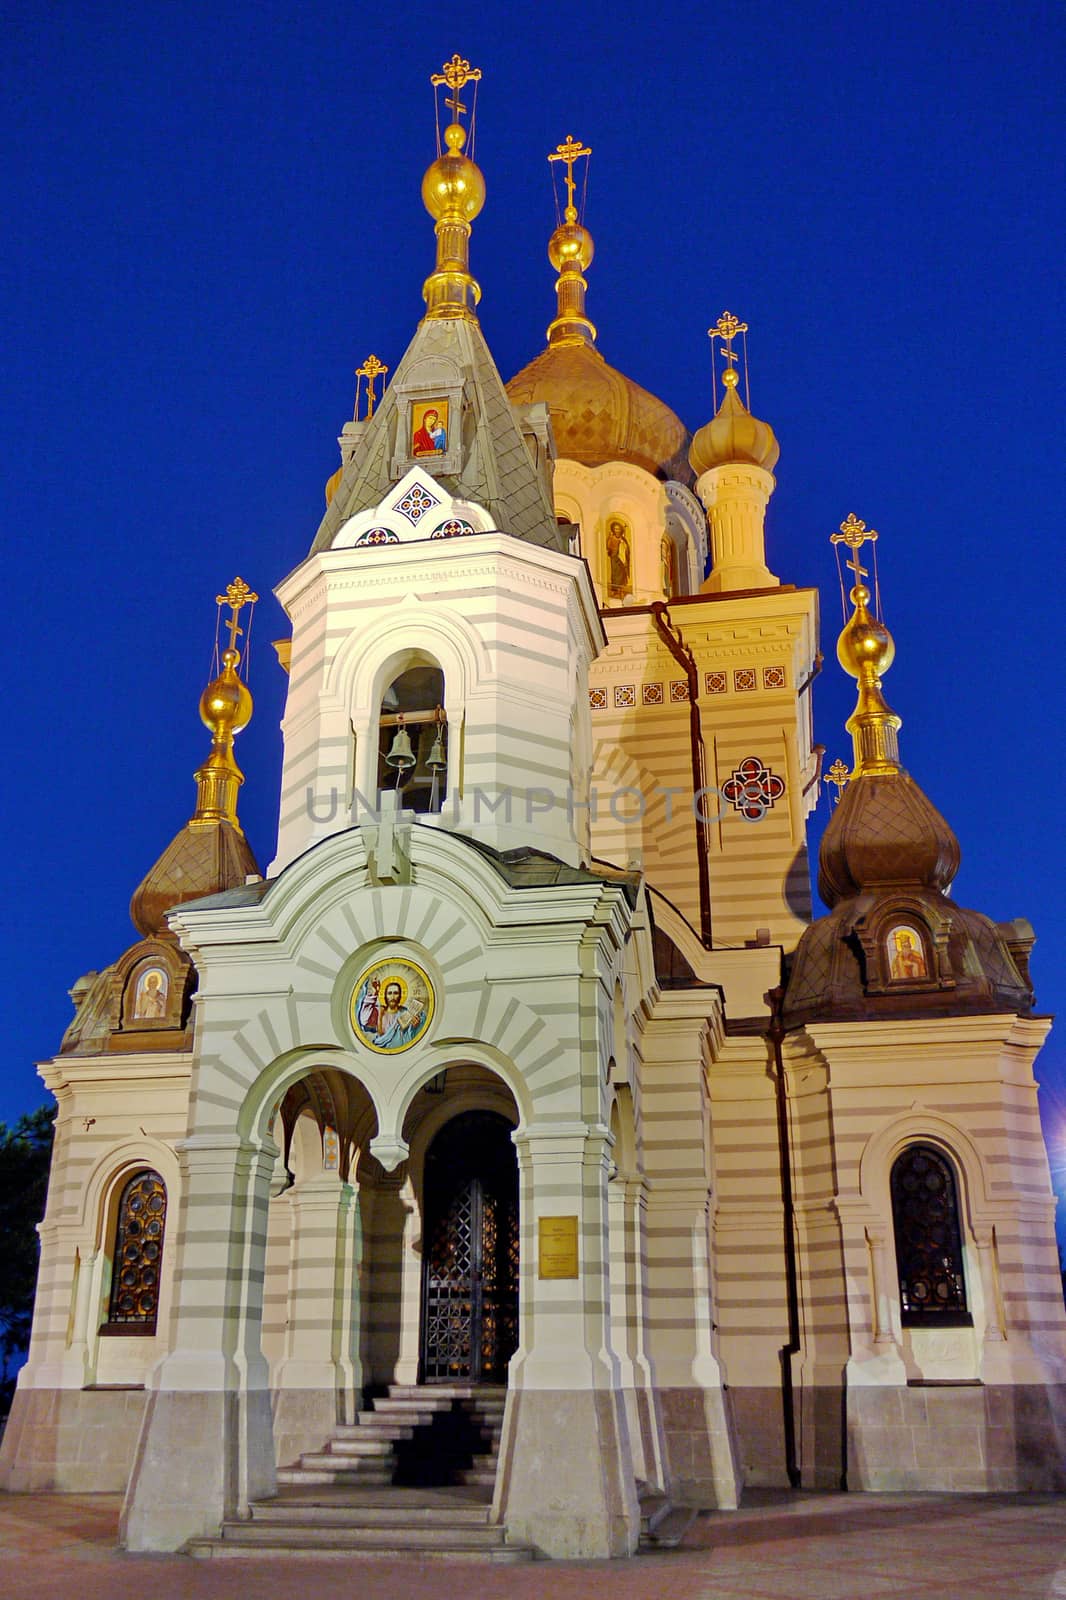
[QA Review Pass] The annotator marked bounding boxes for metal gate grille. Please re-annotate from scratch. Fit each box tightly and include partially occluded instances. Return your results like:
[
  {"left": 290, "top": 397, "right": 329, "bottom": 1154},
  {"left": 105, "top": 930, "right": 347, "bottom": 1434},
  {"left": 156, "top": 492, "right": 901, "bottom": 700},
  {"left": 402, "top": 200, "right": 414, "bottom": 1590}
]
[{"left": 421, "top": 1111, "right": 518, "bottom": 1383}]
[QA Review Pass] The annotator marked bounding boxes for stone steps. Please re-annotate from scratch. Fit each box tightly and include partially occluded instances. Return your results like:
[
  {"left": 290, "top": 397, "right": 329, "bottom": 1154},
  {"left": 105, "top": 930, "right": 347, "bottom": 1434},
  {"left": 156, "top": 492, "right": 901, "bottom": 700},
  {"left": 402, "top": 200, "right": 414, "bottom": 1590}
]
[{"left": 191, "top": 1385, "right": 517, "bottom": 1559}]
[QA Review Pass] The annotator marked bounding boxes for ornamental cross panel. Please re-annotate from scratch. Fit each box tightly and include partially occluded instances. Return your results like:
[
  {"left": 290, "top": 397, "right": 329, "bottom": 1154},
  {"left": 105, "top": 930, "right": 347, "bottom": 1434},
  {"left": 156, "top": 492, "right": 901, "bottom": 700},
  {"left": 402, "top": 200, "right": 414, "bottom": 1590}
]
[
  {"left": 722, "top": 756, "right": 785, "bottom": 820},
  {"left": 394, "top": 482, "right": 441, "bottom": 525}
]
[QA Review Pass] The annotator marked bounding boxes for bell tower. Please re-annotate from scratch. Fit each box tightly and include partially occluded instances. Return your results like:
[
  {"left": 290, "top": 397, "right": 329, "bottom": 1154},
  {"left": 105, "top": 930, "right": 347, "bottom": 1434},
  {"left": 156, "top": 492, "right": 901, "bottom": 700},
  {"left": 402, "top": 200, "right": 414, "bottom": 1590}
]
[{"left": 270, "top": 61, "right": 603, "bottom": 874}]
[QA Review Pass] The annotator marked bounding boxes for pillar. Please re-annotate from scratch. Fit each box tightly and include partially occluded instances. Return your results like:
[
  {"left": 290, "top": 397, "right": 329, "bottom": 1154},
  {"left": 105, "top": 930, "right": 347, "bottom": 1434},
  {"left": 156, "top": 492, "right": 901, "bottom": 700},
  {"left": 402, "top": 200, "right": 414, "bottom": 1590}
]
[
  {"left": 120, "top": 1133, "right": 277, "bottom": 1551},
  {"left": 494, "top": 1122, "right": 640, "bottom": 1559},
  {"left": 272, "top": 1170, "right": 363, "bottom": 1467}
]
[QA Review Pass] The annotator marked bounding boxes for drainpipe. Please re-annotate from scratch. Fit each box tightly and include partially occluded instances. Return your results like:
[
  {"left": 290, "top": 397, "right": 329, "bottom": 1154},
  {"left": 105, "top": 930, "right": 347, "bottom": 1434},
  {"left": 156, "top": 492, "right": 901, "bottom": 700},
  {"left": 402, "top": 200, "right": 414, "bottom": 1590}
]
[
  {"left": 650, "top": 602, "right": 713, "bottom": 947},
  {"left": 766, "top": 980, "right": 802, "bottom": 1488}
]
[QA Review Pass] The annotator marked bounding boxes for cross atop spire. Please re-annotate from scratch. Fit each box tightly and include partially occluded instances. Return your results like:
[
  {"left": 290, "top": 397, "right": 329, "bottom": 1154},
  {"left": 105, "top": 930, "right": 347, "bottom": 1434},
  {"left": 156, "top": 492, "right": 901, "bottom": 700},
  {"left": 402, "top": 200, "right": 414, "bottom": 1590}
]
[
  {"left": 831, "top": 512, "right": 878, "bottom": 585},
  {"left": 549, "top": 134, "right": 591, "bottom": 223},
  {"left": 215, "top": 576, "right": 258, "bottom": 657},
  {"left": 431, "top": 53, "right": 481, "bottom": 126}
]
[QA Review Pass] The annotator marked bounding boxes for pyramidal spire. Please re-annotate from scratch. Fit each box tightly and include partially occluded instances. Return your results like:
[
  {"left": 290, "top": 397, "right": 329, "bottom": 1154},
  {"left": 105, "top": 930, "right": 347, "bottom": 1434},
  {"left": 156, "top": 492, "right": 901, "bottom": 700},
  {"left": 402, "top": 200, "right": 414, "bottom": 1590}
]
[{"left": 309, "top": 56, "right": 562, "bottom": 557}]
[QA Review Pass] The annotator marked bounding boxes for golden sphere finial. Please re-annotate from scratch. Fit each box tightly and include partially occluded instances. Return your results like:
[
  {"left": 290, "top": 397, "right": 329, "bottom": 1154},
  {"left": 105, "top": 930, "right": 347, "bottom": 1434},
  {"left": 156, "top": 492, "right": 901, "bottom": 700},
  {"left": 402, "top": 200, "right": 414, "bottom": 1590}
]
[
  {"left": 722, "top": 366, "right": 740, "bottom": 389},
  {"left": 444, "top": 121, "right": 465, "bottom": 152}
]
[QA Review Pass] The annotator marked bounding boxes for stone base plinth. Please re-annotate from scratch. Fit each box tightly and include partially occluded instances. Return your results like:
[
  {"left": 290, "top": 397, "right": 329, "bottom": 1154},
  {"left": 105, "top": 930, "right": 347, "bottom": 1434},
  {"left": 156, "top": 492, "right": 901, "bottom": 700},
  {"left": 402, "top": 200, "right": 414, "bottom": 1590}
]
[
  {"left": 847, "top": 1382, "right": 1066, "bottom": 1492},
  {"left": 0, "top": 1386, "right": 147, "bottom": 1493},
  {"left": 272, "top": 1387, "right": 337, "bottom": 1469},
  {"left": 121, "top": 1386, "right": 275, "bottom": 1550},
  {"left": 657, "top": 1385, "right": 741, "bottom": 1507},
  {"left": 494, "top": 1388, "right": 640, "bottom": 1558}
]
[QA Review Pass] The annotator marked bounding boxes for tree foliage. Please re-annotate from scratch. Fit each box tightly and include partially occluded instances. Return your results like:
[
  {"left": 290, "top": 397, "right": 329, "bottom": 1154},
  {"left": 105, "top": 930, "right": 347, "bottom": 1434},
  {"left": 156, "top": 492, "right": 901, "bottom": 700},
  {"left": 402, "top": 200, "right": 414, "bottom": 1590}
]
[{"left": 0, "top": 1105, "right": 55, "bottom": 1409}]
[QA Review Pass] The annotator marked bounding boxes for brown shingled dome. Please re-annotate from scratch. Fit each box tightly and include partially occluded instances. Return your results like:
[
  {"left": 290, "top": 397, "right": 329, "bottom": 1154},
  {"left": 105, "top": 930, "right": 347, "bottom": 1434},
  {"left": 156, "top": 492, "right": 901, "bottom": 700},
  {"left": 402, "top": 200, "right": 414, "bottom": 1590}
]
[
  {"left": 506, "top": 341, "right": 692, "bottom": 483},
  {"left": 130, "top": 819, "right": 259, "bottom": 939},
  {"left": 817, "top": 772, "right": 960, "bottom": 909}
]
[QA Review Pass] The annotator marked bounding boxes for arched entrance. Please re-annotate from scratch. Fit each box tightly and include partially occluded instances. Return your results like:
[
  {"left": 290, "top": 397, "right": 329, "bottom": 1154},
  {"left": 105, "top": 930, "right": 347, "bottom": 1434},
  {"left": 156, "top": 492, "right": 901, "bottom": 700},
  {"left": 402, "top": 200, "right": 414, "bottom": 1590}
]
[{"left": 420, "top": 1110, "right": 519, "bottom": 1383}]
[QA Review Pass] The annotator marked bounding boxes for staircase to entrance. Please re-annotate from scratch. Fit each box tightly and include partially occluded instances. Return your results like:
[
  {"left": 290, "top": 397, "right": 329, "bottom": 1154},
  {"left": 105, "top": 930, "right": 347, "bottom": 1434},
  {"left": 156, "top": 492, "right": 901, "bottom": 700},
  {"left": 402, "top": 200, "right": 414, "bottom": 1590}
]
[{"left": 187, "top": 1384, "right": 527, "bottom": 1561}]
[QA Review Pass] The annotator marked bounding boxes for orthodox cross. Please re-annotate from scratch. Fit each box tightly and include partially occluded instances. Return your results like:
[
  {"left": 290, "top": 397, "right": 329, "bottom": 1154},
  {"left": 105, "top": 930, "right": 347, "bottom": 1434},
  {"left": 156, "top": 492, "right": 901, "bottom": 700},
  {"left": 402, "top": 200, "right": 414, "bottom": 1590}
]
[
  {"left": 430, "top": 53, "right": 481, "bottom": 123},
  {"left": 824, "top": 757, "right": 851, "bottom": 802},
  {"left": 216, "top": 576, "right": 259, "bottom": 654},
  {"left": 355, "top": 353, "right": 388, "bottom": 421},
  {"left": 708, "top": 309, "right": 748, "bottom": 372},
  {"left": 549, "top": 134, "right": 591, "bottom": 222},
  {"left": 830, "top": 512, "right": 878, "bottom": 585}
]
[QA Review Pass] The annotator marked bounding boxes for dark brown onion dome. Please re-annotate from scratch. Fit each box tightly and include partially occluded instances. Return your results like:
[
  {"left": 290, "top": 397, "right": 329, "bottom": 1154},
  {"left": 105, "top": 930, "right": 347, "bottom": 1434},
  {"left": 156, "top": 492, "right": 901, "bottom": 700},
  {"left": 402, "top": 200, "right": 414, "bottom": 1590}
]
[
  {"left": 783, "top": 771, "right": 1032, "bottom": 1028},
  {"left": 817, "top": 771, "right": 960, "bottom": 908},
  {"left": 130, "top": 820, "right": 259, "bottom": 939}
]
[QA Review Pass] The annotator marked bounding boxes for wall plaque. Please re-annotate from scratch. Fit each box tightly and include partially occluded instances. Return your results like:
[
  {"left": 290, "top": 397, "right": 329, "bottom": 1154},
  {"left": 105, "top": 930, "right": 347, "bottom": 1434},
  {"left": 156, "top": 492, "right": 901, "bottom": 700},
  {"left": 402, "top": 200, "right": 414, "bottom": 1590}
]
[{"left": 538, "top": 1215, "right": 579, "bottom": 1279}]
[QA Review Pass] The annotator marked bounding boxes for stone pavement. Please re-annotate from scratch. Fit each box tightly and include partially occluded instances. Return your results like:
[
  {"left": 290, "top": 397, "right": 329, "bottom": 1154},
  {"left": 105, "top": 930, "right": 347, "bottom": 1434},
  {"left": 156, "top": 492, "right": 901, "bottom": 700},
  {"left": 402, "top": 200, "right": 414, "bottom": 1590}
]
[{"left": 2, "top": 1487, "right": 1065, "bottom": 1598}]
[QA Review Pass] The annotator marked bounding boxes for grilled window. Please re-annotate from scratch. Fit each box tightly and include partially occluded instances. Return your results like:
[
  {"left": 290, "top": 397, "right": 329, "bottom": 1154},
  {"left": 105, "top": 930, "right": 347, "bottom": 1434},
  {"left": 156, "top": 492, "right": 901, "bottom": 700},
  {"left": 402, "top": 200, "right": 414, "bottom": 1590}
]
[
  {"left": 103, "top": 1169, "right": 167, "bottom": 1333},
  {"left": 890, "top": 1144, "right": 971, "bottom": 1326}
]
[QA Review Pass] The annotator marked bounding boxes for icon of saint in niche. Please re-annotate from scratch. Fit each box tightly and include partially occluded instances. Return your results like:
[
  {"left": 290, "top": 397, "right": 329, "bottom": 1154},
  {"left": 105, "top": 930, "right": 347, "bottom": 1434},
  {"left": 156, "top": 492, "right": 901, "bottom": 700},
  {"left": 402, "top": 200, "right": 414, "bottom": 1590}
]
[
  {"left": 352, "top": 959, "right": 434, "bottom": 1053},
  {"left": 887, "top": 926, "right": 927, "bottom": 981},
  {"left": 412, "top": 402, "right": 447, "bottom": 456},
  {"left": 133, "top": 968, "right": 168, "bottom": 1019},
  {"left": 605, "top": 517, "right": 632, "bottom": 599}
]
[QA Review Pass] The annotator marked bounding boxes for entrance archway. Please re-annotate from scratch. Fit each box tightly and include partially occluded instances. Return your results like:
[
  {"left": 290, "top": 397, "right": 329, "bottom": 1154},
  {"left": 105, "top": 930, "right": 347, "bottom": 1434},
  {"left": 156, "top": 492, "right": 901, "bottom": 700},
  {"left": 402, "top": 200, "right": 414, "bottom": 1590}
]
[{"left": 420, "top": 1110, "right": 519, "bottom": 1384}]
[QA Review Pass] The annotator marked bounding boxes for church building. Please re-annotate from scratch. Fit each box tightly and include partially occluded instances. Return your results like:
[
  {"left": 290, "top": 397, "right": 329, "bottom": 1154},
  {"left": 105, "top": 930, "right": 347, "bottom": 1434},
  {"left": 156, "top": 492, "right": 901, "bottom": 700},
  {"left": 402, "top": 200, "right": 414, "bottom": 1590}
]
[{"left": 2, "top": 58, "right": 1064, "bottom": 1561}]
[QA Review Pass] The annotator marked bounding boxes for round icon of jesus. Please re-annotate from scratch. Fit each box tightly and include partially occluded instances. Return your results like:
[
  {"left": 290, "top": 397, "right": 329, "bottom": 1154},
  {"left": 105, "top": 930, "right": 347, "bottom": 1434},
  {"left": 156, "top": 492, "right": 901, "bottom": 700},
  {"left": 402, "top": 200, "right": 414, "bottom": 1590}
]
[{"left": 350, "top": 958, "right": 434, "bottom": 1054}]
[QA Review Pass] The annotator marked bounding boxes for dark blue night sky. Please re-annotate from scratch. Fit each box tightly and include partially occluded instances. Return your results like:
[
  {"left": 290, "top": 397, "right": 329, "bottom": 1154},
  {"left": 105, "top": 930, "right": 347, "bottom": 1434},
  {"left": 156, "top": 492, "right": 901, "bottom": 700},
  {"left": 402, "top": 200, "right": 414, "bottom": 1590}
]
[{"left": 4, "top": 1, "right": 1065, "bottom": 1245}]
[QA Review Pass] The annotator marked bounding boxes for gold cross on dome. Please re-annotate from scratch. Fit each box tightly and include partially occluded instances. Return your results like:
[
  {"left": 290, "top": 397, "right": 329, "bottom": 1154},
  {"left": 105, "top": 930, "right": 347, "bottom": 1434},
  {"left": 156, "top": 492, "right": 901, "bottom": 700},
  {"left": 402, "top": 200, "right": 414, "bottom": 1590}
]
[
  {"left": 216, "top": 576, "right": 259, "bottom": 653},
  {"left": 830, "top": 512, "right": 878, "bottom": 582},
  {"left": 709, "top": 309, "right": 748, "bottom": 370},
  {"left": 355, "top": 353, "right": 388, "bottom": 420},
  {"left": 549, "top": 134, "right": 592, "bottom": 220},
  {"left": 824, "top": 757, "right": 851, "bottom": 799},
  {"left": 430, "top": 53, "right": 481, "bottom": 121}
]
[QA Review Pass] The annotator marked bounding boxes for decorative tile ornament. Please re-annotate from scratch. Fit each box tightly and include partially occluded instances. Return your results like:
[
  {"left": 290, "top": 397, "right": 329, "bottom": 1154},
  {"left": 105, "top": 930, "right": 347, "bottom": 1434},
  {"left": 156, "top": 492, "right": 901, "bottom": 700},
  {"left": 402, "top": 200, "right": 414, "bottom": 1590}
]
[
  {"left": 670, "top": 680, "right": 690, "bottom": 702},
  {"left": 394, "top": 483, "right": 441, "bottom": 524},
  {"left": 734, "top": 668, "right": 757, "bottom": 693},
  {"left": 705, "top": 671, "right": 728, "bottom": 694},
  {"left": 763, "top": 664, "right": 787, "bottom": 689},
  {"left": 430, "top": 517, "right": 475, "bottom": 538},
  {"left": 354, "top": 526, "right": 399, "bottom": 546},
  {"left": 614, "top": 684, "right": 636, "bottom": 708},
  {"left": 589, "top": 688, "right": 608, "bottom": 711},
  {"left": 722, "top": 756, "right": 786, "bottom": 819},
  {"left": 642, "top": 682, "right": 664, "bottom": 705},
  {"left": 351, "top": 957, "right": 435, "bottom": 1054}
]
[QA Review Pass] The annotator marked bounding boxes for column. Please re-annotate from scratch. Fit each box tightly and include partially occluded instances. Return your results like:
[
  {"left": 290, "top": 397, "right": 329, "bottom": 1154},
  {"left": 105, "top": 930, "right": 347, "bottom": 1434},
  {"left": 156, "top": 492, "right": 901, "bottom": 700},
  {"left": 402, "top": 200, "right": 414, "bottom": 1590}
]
[
  {"left": 272, "top": 1169, "right": 363, "bottom": 1467},
  {"left": 494, "top": 1122, "right": 640, "bottom": 1559},
  {"left": 121, "top": 1134, "right": 277, "bottom": 1551}
]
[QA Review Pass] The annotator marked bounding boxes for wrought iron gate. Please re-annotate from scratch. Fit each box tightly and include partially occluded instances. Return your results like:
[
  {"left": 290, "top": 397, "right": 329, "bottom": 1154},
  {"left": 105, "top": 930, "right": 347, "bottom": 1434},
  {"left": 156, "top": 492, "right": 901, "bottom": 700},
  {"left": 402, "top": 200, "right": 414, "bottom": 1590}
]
[{"left": 420, "top": 1110, "right": 519, "bottom": 1383}]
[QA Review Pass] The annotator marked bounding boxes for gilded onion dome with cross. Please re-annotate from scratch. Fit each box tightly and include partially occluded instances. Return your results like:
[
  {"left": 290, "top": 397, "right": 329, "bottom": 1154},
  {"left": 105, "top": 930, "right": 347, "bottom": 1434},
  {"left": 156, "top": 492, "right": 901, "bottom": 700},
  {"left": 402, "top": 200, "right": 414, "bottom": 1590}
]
[{"left": 505, "top": 136, "right": 691, "bottom": 482}]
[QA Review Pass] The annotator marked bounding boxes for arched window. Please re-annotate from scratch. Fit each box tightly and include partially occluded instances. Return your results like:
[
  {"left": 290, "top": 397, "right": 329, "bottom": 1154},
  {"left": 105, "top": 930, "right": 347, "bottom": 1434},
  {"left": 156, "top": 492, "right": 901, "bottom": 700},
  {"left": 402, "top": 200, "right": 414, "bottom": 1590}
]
[
  {"left": 890, "top": 1144, "right": 971, "bottom": 1325},
  {"left": 102, "top": 1169, "right": 167, "bottom": 1334},
  {"left": 377, "top": 662, "right": 447, "bottom": 814}
]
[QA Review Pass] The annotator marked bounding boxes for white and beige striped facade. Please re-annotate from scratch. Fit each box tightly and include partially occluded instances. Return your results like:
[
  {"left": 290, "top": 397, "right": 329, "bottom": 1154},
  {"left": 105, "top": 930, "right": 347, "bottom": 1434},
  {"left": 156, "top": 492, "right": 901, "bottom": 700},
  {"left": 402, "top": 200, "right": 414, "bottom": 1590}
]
[{"left": 4, "top": 323, "right": 1065, "bottom": 1559}]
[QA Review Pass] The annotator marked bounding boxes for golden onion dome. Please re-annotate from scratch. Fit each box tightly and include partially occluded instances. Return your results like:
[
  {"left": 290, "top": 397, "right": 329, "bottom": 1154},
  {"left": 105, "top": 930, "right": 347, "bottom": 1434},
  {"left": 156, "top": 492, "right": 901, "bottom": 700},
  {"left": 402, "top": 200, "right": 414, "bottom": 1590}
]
[
  {"left": 689, "top": 368, "right": 780, "bottom": 477},
  {"left": 506, "top": 341, "right": 692, "bottom": 482},
  {"left": 325, "top": 464, "right": 343, "bottom": 507}
]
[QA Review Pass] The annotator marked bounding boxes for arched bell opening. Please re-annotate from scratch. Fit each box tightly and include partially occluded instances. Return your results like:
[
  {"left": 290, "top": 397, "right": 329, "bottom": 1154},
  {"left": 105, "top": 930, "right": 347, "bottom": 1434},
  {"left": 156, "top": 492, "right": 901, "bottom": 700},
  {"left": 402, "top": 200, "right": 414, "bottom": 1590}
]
[{"left": 378, "top": 658, "right": 448, "bottom": 815}]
